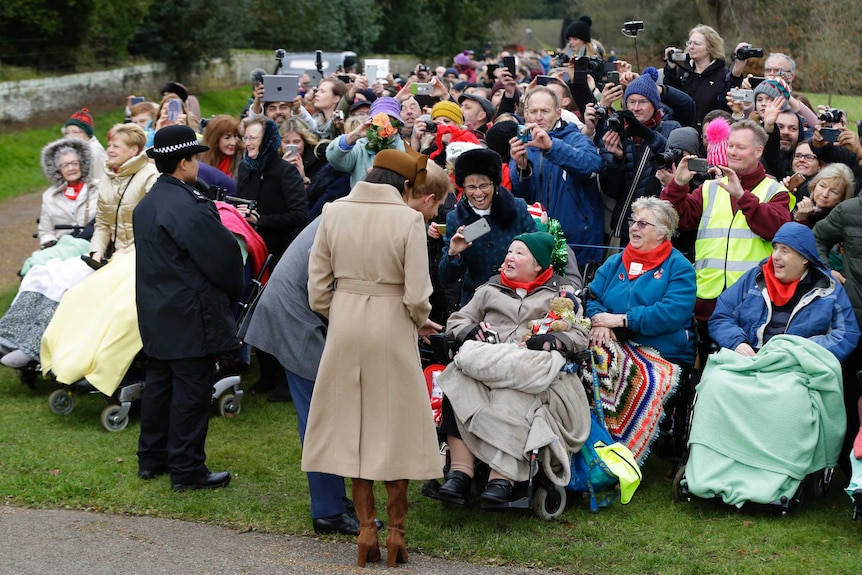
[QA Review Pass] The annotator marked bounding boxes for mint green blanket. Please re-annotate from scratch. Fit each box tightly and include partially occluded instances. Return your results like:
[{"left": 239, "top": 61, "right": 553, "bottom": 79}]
[{"left": 686, "top": 335, "right": 846, "bottom": 507}]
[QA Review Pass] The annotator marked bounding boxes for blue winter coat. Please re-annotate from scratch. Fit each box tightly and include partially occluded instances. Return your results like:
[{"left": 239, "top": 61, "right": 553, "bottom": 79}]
[
  {"left": 439, "top": 187, "right": 537, "bottom": 307},
  {"left": 587, "top": 245, "right": 697, "bottom": 366},
  {"left": 709, "top": 260, "right": 860, "bottom": 362},
  {"left": 509, "top": 121, "right": 604, "bottom": 265}
]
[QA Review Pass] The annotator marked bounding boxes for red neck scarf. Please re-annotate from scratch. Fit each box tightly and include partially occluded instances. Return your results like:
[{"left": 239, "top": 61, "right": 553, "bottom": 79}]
[
  {"left": 217, "top": 156, "right": 232, "bottom": 176},
  {"left": 64, "top": 181, "right": 84, "bottom": 200},
  {"left": 762, "top": 256, "right": 801, "bottom": 306},
  {"left": 500, "top": 267, "right": 553, "bottom": 293},
  {"left": 621, "top": 240, "right": 672, "bottom": 280},
  {"left": 630, "top": 109, "right": 662, "bottom": 146}
]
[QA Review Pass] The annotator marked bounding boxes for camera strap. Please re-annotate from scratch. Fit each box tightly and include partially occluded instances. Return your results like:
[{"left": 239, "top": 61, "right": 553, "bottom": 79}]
[{"left": 611, "top": 146, "right": 650, "bottom": 240}]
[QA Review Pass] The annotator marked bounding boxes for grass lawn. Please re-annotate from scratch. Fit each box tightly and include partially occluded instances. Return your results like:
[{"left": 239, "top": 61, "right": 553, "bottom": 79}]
[{"left": 0, "top": 279, "right": 859, "bottom": 574}]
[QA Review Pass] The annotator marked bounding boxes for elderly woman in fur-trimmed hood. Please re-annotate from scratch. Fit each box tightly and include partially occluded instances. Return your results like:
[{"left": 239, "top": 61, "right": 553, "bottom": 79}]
[{"left": 37, "top": 137, "right": 99, "bottom": 248}]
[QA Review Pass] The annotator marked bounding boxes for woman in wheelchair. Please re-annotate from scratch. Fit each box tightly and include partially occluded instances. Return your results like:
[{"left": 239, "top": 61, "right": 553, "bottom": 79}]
[
  {"left": 436, "top": 232, "right": 591, "bottom": 505},
  {"left": 709, "top": 221, "right": 859, "bottom": 362},
  {"left": 585, "top": 197, "right": 696, "bottom": 465},
  {"left": 685, "top": 222, "right": 860, "bottom": 506}
]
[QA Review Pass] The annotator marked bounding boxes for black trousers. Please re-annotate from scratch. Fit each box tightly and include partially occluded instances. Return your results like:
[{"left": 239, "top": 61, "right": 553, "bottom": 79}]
[{"left": 137, "top": 356, "right": 215, "bottom": 483}]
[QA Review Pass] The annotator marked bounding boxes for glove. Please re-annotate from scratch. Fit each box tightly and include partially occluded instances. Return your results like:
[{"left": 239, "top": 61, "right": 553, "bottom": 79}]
[
  {"left": 525, "top": 333, "right": 559, "bottom": 352},
  {"left": 464, "top": 324, "right": 483, "bottom": 342},
  {"left": 618, "top": 109, "right": 652, "bottom": 139}
]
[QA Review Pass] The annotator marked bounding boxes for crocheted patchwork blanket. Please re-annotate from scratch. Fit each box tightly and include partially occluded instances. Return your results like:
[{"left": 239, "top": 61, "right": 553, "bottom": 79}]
[{"left": 588, "top": 341, "right": 680, "bottom": 465}]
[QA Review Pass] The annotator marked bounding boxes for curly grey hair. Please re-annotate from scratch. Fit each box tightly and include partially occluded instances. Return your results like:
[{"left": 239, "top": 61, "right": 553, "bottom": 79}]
[{"left": 631, "top": 196, "right": 679, "bottom": 240}]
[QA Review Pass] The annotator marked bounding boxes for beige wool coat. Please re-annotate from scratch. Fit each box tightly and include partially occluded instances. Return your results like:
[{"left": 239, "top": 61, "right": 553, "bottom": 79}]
[
  {"left": 302, "top": 181, "right": 442, "bottom": 481},
  {"left": 89, "top": 152, "right": 158, "bottom": 256}
]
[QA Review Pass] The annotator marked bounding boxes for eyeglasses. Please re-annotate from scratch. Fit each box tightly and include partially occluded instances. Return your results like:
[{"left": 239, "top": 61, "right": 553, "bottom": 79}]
[
  {"left": 764, "top": 68, "right": 789, "bottom": 76},
  {"left": 463, "top": 182, "right": 493, "bottom": 193},
  {"left": 685, "top": 39, "right": 705, "bottom": 47},
  {"left": 793, "top": 153, "right": 816, "bottom": 161},
  {"left": 59, "top": 161, "right": 80, "bottom": 169},
  {"left": 628, "top": 218, "right": 656, "bottom": 230},
  {"left": 242, "top": 135, "right": 260, "bottom": 143}
]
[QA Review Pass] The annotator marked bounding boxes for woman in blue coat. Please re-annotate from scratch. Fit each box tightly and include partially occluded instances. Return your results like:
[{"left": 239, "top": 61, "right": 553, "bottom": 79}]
[
  {"left": 439, "top": 148, "right": 537, "bottom": 307},
  {"left": 587, "top": 197, "right": 697, "bottom": 367},
  {"left": 709, "top": 222, "right": 860, "bottom": 362}
]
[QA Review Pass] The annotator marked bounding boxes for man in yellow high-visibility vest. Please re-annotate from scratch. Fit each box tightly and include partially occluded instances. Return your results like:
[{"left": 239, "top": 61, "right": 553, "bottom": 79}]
[{"left": 661, "top": 119, "right": 794, "bottom": 326}]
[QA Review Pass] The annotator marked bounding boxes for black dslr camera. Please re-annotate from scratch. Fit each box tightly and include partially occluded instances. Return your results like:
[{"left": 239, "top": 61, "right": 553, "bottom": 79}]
[
  {"left": 819, "top": 108, "right": 844, "bottom": 125},
  {"left": 734, "top": 46, "right": 764, "bottom": 60},
  {"left": 595, "top": 106, "right": 624, "bottom": 135},
  {"left": 651, "top": 147, "right": 685, "bottom": 170}
]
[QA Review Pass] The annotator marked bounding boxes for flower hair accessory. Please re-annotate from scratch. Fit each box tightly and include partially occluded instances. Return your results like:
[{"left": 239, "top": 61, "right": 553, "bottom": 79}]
[{"left": 366, "top": 113, "right": 402, "bottom": 153}]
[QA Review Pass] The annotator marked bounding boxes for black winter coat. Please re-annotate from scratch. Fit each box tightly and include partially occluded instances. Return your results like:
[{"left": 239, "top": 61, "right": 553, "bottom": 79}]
[
  {"left": 134, "top": 175, "right": 244, "bottom": 360},
  {"left": 237, "top": 155, "right": 308, "bottom": 259},
  {"left": 663, "top": 59, "right": 741, "bottom": 131}
]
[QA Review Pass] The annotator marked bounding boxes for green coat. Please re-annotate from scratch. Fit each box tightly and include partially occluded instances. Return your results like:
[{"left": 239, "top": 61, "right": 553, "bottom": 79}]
[{"left": 814, "top": 196, "right": 862, "bottom": 326}]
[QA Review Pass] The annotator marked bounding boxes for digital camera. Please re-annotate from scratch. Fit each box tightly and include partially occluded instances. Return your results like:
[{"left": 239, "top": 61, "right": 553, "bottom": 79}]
[{"left": 734, "top": 47, "right": 764, "bottom": 60}]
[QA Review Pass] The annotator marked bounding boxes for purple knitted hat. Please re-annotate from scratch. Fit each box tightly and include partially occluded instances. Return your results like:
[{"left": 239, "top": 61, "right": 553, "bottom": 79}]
[{"left": 369, "top": 97, "right": 402, "bottom": 123}]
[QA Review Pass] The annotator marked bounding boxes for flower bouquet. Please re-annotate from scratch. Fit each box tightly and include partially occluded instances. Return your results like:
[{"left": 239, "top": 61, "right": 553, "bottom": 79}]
[{"left": 365, "top": 113, "right": 402, "bottom": 153}]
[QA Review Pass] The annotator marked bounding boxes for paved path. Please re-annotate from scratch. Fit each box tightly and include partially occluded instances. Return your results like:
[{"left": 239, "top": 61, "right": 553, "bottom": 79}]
[
  {"left": 0, "top": 192, "right": 41, "bottom": 291},
  {"left": 0, "top": 505, "right": 548, "bottom": 575}
]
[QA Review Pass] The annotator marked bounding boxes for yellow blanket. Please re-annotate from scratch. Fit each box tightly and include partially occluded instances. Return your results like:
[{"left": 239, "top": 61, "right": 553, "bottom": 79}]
[{"left": 41, "top": 251, "right": 142, "bottom": 396}]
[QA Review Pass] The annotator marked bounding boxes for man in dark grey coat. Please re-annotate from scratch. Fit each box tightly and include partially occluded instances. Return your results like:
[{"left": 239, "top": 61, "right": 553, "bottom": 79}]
[
  {"left": 134, "top": 125, "right": 244, "bottom": 492},
  {"left": 244, "top": 217, "right": 360, "bottom": 535}
]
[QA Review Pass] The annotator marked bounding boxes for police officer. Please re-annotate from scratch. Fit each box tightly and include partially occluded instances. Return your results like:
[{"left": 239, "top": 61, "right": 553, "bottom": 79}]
[{"left": 134, "top": 125, "right": 244, "bottom": 491}]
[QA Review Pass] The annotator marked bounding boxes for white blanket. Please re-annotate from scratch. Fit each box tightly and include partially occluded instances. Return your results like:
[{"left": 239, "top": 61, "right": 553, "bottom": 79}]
[{"left": 437, "top": 341, "right": 591, "bottom": 485}]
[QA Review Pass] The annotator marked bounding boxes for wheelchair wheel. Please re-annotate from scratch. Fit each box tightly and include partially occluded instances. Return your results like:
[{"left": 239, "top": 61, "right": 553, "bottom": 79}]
[
  {"left": 218, "top": 393, "right": 241, "bottom": 418},
  {"left": 48, "top": 389, "right": 74, "bottom": 415},
  {"left": 100, "top": 405, "right": 129, "bottom": 432},
  {"left": 532, "top": 484, "right": 567, "bottom": 520}
]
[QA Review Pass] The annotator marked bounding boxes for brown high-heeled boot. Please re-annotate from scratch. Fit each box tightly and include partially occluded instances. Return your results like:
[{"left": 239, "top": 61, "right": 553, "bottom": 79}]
[
  {"left": 352, "top": 478, "right": 381, "bottom": 567},
  {"left": 385, "top": 479, "right": 409, "bottom": 567}
]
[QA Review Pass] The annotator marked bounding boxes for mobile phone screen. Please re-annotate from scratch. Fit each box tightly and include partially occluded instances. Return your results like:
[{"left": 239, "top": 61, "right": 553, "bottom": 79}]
[{"left": 502, "top": 56, "right": 516, "bottom": 77}]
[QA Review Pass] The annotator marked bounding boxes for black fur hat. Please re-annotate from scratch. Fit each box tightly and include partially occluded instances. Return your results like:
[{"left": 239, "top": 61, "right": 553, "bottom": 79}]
[{"left": 454, "top": 148, "right": 502, "bottom": 189}]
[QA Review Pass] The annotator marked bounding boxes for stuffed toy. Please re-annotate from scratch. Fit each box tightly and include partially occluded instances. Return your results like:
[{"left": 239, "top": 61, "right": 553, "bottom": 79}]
[{"left": 523, "top": 295, "right": 577, "bottom": 340}]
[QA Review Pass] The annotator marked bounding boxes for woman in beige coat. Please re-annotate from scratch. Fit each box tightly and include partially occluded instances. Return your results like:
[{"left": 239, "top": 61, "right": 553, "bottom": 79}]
[
  {"left": 304, "top": 149, "right": 444, "bottom": 568},
  {"left": 89, "top": 124, "right": 159, "bottom": 262}
]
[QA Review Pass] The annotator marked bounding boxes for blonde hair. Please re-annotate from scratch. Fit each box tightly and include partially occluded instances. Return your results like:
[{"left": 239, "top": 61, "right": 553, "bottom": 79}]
[
  {"left": 279, "top": 117, "right": 319, "bottom": 148},
  {"left": 809, "top": 162, "right": 856, "bottom": 203},
  {"left": 108, "top": 123, "right": 146, "bottom": 153},
  {"left": 690, "top": 24, "right": 725, "bottom": 61},
  {"left": 411, "top": 161, "right": 451, "bottom": 202}
]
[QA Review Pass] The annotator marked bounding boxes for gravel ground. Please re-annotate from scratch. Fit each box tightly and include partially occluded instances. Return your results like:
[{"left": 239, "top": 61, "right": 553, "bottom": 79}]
[
  {"left": 0, "top": 505, "right": 551, "bottom": 575},
  {"left": 0, "top": 192, "right": 42, "bottom": 290}
]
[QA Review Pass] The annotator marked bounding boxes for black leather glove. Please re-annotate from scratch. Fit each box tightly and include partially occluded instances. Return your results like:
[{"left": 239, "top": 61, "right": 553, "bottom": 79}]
[
  {"left": 526, "top": 333, "right": 559, "bottom": 352},
  {"left": 618, "top": 109, "right": 652, "bottom": 139},
  {"left": 464, "top": 324, "right": 483, "bottom": 342}
]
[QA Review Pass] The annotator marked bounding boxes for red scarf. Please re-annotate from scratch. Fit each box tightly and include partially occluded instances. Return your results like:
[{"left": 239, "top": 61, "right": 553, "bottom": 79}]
[
  {"left": 762, "top": 256, "right": 801, "bottom": 306},
  {"left": 217, "top": 156, "right": 232, "bottom": 176},
  {"left": 629, "top": 109, "right": 662, "bottom": 146},
  {"left": 500, "top": 267, "right": 553, "bottom": 293},
  {"left": 64, "top": 181, "right": 84, "bottom": 200},
  {"left": 621, "top": 240, "right": 672, "bottom": 280}
]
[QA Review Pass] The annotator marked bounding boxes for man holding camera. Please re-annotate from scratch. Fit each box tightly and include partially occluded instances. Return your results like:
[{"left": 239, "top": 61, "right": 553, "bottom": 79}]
[
  {"left": 597, "top": 69, "right": 680, "bottom": 247},
  {"left": 509, "top": 86, "right": 603, "bottom": 269},
  {"left": 660, "top": 120, "right": 794, "bottom": 326}
]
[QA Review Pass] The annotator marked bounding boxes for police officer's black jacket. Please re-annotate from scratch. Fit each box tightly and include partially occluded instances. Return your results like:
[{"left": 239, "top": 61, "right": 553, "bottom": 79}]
[{"left": 134, "top": 174, "right": 244, "bottom": 360}]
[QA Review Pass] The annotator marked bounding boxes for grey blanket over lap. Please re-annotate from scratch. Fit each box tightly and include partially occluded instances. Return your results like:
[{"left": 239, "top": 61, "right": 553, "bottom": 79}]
[{"left": 436, "top": 340, "right": 591, "bottom": 485}]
